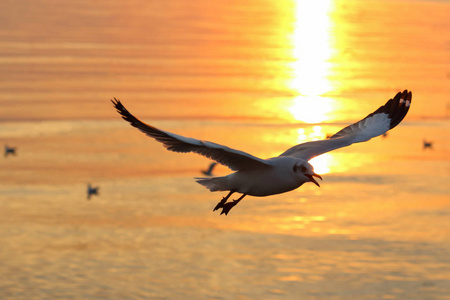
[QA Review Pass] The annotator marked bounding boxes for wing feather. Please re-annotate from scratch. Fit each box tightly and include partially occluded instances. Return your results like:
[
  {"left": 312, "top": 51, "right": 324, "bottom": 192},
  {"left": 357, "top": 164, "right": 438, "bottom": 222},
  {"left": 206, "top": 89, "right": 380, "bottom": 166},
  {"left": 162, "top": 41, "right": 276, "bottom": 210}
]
[
  {"left": 111, "top": 99, "right": 271, "bottom": 171},
  {"left": 279, "top": 90, "right": 412, "bottom": 161}
]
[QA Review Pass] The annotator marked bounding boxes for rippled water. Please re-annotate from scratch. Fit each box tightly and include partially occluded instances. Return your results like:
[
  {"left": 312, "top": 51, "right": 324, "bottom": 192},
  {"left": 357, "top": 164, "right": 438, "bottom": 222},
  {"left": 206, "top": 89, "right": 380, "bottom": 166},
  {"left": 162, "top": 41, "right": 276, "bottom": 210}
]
[{"left": 1, "top": 0, "right": 449, "bottom": 299}]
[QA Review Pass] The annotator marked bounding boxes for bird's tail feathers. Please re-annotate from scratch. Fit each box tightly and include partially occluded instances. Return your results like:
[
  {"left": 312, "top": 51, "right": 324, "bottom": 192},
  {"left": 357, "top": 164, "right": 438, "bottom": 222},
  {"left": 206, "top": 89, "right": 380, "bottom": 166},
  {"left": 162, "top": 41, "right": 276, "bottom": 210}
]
[{"left": 195, "top": 176, "right": 228, "bottom": 192}]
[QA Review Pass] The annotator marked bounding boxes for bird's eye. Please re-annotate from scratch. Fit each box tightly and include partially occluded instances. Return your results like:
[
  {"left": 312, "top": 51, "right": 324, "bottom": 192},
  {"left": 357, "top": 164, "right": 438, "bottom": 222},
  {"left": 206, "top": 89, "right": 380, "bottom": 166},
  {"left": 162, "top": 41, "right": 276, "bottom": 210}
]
[{"left": 294, "top": 165, "right": 308, "bottom": 173}]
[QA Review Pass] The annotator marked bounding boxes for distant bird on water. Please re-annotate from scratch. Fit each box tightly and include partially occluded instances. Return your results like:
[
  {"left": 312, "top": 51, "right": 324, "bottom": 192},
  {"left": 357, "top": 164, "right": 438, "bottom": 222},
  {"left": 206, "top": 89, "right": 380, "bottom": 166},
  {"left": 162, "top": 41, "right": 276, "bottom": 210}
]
[
  {"left": 4, "top": 145, "right": 16, "bottom": 157},
  {"left": 423, "top": 140, "right": 433, "bottom": 150},
  {"left": 87, "top": 183, "right": 100, "bottom": 200},
  {"left": 112, "top": 90, "right": 412, "bottom": 215},
  {"left": 201, "top": 162, "right": 217, "bottom": 176}
]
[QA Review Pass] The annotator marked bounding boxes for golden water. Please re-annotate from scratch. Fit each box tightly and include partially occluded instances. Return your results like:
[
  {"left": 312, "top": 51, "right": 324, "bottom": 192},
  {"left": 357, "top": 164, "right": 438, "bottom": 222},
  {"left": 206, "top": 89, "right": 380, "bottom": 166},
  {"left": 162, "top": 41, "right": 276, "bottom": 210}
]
[{"left": 0, "top": 0, "right": 449, "bottom": 299}]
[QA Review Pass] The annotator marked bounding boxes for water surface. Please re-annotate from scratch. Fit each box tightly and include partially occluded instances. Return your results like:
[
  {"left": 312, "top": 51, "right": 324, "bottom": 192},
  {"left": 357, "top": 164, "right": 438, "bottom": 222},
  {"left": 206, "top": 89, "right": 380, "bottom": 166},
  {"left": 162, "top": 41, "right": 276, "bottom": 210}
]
[{"left": 0, "top": 0, "right": 449, "bottom": 299}]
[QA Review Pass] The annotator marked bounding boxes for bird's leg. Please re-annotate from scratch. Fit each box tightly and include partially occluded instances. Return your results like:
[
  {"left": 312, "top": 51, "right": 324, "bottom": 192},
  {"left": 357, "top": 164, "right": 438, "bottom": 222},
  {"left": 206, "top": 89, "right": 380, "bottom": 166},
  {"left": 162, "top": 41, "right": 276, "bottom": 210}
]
[
  {"left": 220, "top": 194, "right": 246, "bottom": 216},
  {"left": 213, "top": 191, "right": 234, "bottom": 211}
]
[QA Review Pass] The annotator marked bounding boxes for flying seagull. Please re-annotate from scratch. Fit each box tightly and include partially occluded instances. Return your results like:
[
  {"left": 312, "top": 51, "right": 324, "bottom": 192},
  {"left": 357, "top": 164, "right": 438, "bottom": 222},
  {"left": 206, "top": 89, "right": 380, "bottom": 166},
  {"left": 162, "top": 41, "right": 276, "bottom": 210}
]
[
  {"left": 202, "top": 162, "right": 218, "bottom": 176},
  {"left": 112, "top": 90, "right": 412, "bottom": 215}
]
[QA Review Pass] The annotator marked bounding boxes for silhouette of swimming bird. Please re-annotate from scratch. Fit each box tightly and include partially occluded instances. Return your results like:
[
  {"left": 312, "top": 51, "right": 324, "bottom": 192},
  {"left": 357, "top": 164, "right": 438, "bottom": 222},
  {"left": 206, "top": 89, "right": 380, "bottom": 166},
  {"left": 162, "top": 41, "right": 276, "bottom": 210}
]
[
  {"left": 423, "top": 140, "right": 433, "bottom": 150},
  {"left": 87, "top": 183, "right": 99, "bottom": 200},
  {"left": 202, "top": 162, "right": 217, "bottom": 176},
  {"left": 112, "top": 90, "right": 412, "bottom": 215},
  {"left": 4, "top": 145, "right": 16, "bottom": 157}
]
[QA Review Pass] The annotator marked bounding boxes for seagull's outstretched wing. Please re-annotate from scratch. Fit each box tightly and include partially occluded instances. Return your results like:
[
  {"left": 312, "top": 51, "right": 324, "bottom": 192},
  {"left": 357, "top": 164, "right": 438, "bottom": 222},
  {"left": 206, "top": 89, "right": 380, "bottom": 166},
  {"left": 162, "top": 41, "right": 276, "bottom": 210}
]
[
  {"left": 112, "top": 99, "right": 271, "bottom": 171},
  {"left": 279, "top": 90, "right": 412, "bottom": 161}
]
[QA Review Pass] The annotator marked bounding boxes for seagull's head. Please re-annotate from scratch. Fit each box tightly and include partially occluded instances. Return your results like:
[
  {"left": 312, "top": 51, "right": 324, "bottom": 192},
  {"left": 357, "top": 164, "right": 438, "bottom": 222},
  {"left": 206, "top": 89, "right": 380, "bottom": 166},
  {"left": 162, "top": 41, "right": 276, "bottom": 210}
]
[{"left": 294, "top": 161, "right": 322, "bottom": 187}]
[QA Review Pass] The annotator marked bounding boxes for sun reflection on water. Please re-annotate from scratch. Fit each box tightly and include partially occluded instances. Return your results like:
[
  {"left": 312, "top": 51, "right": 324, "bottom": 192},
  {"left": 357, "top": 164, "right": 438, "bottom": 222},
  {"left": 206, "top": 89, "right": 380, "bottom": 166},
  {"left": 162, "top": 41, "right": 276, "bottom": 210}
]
[
  {"left": 289, "top": 95, "right": 335, "bottom": 124},
  {"left": 293, "top": 125, "right": 332, "bottom": 174},
  {"left": 287, "top": 0, "right": 337, "bottom": 124},
  {"left": 309, "top": 154, "right": 331, "bottom": 174},
  {"left": 289, "top": 0, "right": 334, "bottom": 96},
  {"left": 283, "top": 0, "right": 341, "bottom": 174}
]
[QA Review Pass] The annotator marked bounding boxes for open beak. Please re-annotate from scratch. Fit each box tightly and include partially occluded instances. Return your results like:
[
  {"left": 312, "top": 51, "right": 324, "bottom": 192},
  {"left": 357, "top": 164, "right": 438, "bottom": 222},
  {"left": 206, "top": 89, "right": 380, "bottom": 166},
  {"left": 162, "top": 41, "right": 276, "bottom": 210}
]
[{"left": 308, "top": 173, "right": 323, "bottom": 187}]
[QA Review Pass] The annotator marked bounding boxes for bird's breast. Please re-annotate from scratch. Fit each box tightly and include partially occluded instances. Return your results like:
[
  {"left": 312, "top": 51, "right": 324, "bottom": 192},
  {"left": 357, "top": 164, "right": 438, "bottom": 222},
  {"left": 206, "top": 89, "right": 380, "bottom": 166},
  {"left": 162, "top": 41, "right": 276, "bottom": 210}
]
[{"left": 228, "top": 167, "right": 302, "bottom": 197}]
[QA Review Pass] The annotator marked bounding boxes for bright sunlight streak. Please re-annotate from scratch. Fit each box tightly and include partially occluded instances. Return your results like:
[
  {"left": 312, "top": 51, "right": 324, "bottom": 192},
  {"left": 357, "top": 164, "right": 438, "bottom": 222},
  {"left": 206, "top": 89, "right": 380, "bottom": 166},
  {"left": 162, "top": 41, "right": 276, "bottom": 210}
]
[
  {"left": 310, "top": 154, "right": 331, "bottom": 174},
  {"left": 288, "top": 0, "right": 336, "bottom": 123},
  {"left": 293, "top": 126, "right": 332, "bottom": 174},
  {"left": 289, "top": 95, "right": 334, "bottom": 124}
]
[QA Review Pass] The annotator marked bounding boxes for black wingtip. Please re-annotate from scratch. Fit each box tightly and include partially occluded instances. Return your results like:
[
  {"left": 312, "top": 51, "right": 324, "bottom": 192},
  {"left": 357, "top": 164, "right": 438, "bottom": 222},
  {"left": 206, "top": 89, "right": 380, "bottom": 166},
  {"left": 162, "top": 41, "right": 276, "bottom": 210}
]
[
  {"left": 388, "top": 89, "right": 412, "bottom": 129},
  {"left": 366, "top": 89, "right": 412, "bottom": 130},
  {"left": 111, "top": 97, "right": 176, "bottom": 147},
  {"left": 111, "top": 97, "right": 139, "bottom": 125},
  {"left": 327, "top": 90, "right": 412, "bottom": 141},
  {"left": 111, "top": 97, "right": 119, "bottom": 106},
  {"left": 111, "top": 98, "right": 126, "bottom": 115}
]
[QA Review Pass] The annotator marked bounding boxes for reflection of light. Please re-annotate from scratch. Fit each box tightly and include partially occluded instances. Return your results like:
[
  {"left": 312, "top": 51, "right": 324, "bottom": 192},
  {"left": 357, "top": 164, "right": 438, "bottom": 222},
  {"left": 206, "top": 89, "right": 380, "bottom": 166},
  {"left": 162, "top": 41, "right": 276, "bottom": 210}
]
[
  {"left": 295, "top": 125, "right": 325, "bottom": 144},
  {"left": 309, "top": 153, "right": 331, "bottom": 174},
  {"left": 293, "top": 126, "right": 331, "bottom": 174},
  {"left": 290, "top": 95, "right": 334, "bottom": 124},
  {"left": 291, "top": 0, "right": 333, "bottom": 95},
  {"left": 288, "top": 0, "right": 336, "bottom": 123}
]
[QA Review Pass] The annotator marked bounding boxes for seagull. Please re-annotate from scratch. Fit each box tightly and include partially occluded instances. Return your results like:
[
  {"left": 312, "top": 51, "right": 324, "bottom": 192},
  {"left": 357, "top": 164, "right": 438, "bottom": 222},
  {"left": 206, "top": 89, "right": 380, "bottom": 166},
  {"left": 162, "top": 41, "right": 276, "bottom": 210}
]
[
  {"left": 87, "top": 183, "right": 100, "bottom": 200},
  {"left": 4, "top": 145, "right": 17, "bottom": 157},
  {"left": 112, "top": 90, "right": 412, "bottom": 215},
  {"left": 423, "top": 140, "right": 433, "bottom": 150},
  {"left": 202, "top": 162, "right": 218, "bottom": 176}
]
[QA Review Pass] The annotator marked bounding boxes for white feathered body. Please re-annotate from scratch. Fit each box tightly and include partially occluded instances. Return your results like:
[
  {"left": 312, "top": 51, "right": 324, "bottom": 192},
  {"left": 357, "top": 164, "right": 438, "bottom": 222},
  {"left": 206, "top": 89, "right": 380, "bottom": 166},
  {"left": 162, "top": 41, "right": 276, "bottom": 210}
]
[{"left": 196, "top": 156, "right": 306, "bottom": 196}]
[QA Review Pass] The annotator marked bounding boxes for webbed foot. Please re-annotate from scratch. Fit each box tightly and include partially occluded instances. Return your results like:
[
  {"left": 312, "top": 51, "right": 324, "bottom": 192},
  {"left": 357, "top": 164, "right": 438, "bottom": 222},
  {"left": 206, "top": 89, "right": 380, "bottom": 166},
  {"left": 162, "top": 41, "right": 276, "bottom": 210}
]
[
  {"left": 219, "top": 194, "right": 246, "bottom": 215},
  {"left": 220, "top": 200, "right": 239, "bottom": 215},
  {"left": 213, "top": 197, "right": 227, "bottom": 211}
]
